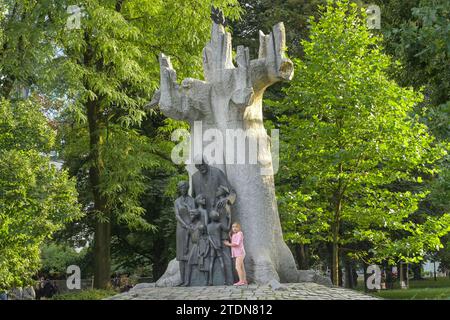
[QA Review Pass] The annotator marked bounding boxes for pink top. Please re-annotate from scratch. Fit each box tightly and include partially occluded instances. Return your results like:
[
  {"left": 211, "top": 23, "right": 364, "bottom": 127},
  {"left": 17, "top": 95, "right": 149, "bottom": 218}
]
[{"left": 230, "top": 231, "right": 245, "bottom": 258}]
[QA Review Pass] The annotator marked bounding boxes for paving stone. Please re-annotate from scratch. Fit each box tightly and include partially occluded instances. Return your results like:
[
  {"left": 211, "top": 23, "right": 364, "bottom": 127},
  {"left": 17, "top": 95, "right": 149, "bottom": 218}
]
[{"left": 104, "top": 282, "right": 379, "bottom": 300}]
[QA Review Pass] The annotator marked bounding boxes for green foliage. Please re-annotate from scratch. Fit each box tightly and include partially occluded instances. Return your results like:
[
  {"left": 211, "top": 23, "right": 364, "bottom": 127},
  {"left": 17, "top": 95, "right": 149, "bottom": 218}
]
[
  {"left": 0, "top": 98, "right": 55, "bottom": 151},
  {"left": 0, "top": 1, "right": 68, "bottom": 98},
  {"left": 0, "top": 98, "right": 82, "bottom": 290},
  {"left": 40, "top": 243, "right": 87, "bottom": 277},
  {"left": 274, "top": 0, "right": 450, "bottom": 267},
  {"left": 370, "top": 0, "right": 450, "bottom": 271},
  {"left": 377, "top": 0, "right": 450, "bottom": 140},
  {"left": 61, "top": 0, "right": 241, "bottom": 113},
  {"left": 59, "top": 121, "right": 165, "bottom": 230},
  {"left": 232, "top": 0, "right": 326, "bottom": 58},
  {"left": 50, "top": 289, "right": 116, "bottom": 300}
]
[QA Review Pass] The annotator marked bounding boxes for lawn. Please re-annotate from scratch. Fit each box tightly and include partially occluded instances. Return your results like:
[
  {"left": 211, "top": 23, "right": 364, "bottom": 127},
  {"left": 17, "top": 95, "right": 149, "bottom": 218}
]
[
  {"left": 50, "top": 289, "right": 117, "bottom": 300},
  {"left": 359, "top": 277, "right": 450, "bottom": 300},
  {"left": 372, "top": 287, "right": 450, "bottom": 300}
]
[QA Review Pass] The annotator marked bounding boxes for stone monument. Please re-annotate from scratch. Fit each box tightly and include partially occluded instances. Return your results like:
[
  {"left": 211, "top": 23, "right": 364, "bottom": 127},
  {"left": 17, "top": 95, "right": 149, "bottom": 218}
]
[{"left": 153, "top": 10, "right": 329, "bottom": 286}]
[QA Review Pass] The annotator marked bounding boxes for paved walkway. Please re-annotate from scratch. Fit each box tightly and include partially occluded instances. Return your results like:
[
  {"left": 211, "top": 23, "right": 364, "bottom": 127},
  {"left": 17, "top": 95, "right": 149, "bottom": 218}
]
[{"left": 106, "top": 282, "right": 378, "bottom": 300}]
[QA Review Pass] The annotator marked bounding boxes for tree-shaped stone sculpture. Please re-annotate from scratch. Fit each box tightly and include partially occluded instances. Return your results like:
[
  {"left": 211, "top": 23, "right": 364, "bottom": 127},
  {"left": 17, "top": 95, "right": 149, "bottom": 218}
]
[{"left": 154, "top": 19, "right": 299, "bottom": 284}]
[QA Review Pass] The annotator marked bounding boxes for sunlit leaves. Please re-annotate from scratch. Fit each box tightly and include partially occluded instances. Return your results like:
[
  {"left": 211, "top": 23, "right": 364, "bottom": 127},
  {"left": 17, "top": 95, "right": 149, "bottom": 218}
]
[
  {"left": 277, "top": 0, "right": 449, "bottom": 264},
  {"left": 0, "top": 98, "right": 82, "bottom": 290}
]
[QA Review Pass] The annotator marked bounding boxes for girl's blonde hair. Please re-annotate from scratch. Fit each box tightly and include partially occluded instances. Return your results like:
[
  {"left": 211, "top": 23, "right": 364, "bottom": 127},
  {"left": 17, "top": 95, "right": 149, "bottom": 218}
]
[
  {"left": 232, "top": 222, "right": 241, "bottom": 231},
  {"left": 229, "top": 222, "right": 242, "bottom": 239}
]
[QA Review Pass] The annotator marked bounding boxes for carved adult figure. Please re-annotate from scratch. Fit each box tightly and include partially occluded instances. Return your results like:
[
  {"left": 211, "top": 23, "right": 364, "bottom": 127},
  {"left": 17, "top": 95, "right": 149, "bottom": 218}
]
[
  {"left": 206, "top": 210, "right": 231, "bottom": 285},
  {"left": 174, "top": 181, "right": 195, "bottom": 285},
  {"left": 192, "top": 160, "right": 236, "bottom": 212}
]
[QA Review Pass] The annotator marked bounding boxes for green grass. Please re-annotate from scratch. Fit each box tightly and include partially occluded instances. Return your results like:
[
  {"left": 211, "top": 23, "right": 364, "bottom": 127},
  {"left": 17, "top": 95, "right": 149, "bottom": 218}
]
[
  {"left": 372, "top": 287, "right": 450, "bottom": 300},
  {"left": 50, "top": 289, "right": 117, "bottom": 300},
  {"left": 404, "top": 277, "right": 450, "bottom": 289},
  {"left": 357, "top": 277, "right": 450, "bottom": 300}
]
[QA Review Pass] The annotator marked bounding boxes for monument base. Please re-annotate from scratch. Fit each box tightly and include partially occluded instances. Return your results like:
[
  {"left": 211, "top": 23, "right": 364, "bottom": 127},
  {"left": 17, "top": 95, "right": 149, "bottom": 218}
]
[
  {"left": 107, "top": 282, "right": 377, "bottom": 300},
  {"left": 155, "top": 259, "right": 332, "bottom": 288}
]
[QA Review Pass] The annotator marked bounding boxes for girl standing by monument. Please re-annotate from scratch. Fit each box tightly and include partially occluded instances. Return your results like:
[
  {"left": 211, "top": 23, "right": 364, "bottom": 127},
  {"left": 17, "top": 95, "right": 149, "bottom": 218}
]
[{"left": 224, "top": 223, "right": 247, "bottom": 286}]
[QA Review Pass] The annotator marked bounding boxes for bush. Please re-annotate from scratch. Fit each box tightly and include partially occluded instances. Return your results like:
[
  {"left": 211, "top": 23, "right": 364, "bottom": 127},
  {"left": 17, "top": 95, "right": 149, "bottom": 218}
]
[
  {"left": 50, "top": 289, "right": 117, "bottom": 300},
  {"left": 40, "top": 243, "right": 88, "bottom": 278}
]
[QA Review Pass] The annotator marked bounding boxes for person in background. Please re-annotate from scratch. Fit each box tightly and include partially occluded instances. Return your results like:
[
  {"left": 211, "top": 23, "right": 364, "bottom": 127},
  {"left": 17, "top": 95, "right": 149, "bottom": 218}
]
[
  {"left": 8, "top": 287, "right": 22, "bottom": 300},
  {"left": 22, "top": 285, "right": 36, "bottom": 300},
  {"left": 0, "top": 291, "right": 7, "bottom": 300}
]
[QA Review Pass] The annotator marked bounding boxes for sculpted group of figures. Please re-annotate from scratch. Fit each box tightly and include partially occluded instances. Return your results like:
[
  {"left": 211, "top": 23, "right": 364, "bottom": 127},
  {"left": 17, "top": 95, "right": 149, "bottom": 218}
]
[{"left": 174, "top": 161, "right": 241, "bottom": 286}]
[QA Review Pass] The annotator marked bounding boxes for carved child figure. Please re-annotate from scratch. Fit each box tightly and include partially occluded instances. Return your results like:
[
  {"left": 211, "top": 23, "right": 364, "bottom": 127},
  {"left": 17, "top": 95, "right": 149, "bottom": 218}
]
[
  {"left": 195, "top": 194, "right": 211, "bottom": 274},
  {"left": 183, "top": 209, "right": 207, "bottom": 286},
  {"left": 195, "top": 194, "right": 209, "bottom": 227},
  {"left": 215, "top": 185, "right": 233, "bottom": 241},
  {"left": 206, "top": 210, "right": 231, "bottom": 285}
]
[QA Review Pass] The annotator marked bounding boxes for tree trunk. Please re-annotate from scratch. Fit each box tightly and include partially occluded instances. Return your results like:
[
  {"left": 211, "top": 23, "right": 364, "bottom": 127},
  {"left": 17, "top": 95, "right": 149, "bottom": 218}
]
[
  {"left": 363, "top": 261, "right": 369, "bottom": 292},
  {"left": 398, "top": 262, "right": 408, "bottom": 287},
  {"left": 294, "top": 244, "right": 310, "bottom": 270},
  {"left": 331, "top": 198, "right": 341, "bottom": 286},
  {"left": 434, "top": 261, "right": 437, "bottom": 281},
  {"left": 332, "top": 240, "right": 339, "bottom": 286},
  {"left": 344, "top": 258, "right": 356, "bottom": 289},
  {"left": 152, "top": 238, "right": 168, "bottom": 281},
  {"left": 412, "top": 263, "right": 423, "bottom": 280},
  {"left": 385, "top": 265, "right": 394, "bottom": 290},
  {"left": 87, "top": 98, "right": 111, "bottom": 289},
  {"left": 330, "top": 158, "right": 344, "bottom": 287},
  {"left": 352, "top": 263, "right": 359, "bottom": 288},
  {"left": 93, "top": 219, "right": 111, "bottom": 289}
]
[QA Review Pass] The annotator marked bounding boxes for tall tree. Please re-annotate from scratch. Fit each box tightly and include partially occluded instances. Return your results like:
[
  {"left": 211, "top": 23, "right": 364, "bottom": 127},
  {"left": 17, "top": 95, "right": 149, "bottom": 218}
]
[
  {"left": 273, "top": 0, "right": 449, "bottom": 285},
  {"left": 0, "top": 1, "right": 83, "bottom": 289},
  {"left": 0, "top": 97, "right": 82, "bottom": 290}
]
